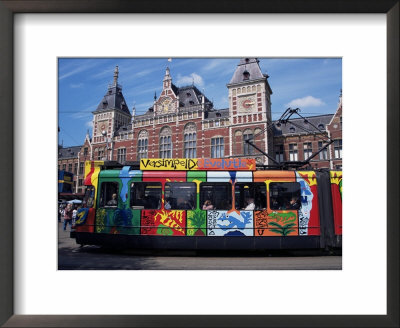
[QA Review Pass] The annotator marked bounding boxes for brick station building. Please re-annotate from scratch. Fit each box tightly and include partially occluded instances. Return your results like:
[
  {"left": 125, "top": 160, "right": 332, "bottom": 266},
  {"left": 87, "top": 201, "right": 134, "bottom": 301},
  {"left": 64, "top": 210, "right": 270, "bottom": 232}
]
[{"left": 58, "top": 58, "right": 342, "bottom": 193}]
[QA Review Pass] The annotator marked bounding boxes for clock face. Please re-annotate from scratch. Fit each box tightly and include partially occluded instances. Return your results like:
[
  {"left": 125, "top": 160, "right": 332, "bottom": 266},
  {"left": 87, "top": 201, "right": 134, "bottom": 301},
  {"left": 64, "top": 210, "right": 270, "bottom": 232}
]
[
  {"left": 159, "top": 98, "right": 172, "bottom": 113},
  {"left": 97, "top": 120, "right": 108, "bottom": 135},
  {"left": 239, "top": 95, "right": 256, "bottom": 112}
]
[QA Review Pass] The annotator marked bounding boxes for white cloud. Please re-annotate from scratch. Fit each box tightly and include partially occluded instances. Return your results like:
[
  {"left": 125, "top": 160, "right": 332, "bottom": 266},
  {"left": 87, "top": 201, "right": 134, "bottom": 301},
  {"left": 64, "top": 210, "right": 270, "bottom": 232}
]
[
  {"left": 176, "top": 73, "right": 204, "bottom": 87},
  {"left": 70, "top": 83, "right": 83, "bottom": 88},
  {"left": 85, "top": 120, "right": 93, "bottom": 128},
  {"left": 286, "top": 96, "right": 325, "bottom": 108}
]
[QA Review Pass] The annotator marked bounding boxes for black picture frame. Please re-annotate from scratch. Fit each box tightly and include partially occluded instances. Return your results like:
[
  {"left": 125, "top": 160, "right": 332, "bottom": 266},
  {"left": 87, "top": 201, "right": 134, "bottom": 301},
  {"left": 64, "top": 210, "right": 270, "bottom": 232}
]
[{"left": 0, "top": 1, "right": 398, "bottom": 327}]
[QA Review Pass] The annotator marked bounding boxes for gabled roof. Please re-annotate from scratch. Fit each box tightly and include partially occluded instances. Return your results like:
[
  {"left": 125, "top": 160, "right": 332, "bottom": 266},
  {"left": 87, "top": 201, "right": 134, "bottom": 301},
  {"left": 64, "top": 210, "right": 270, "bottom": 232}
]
[
  {"left": 58, "top": 146, "right": 82, "bottom": 159},
  {"left": 177, "top": 85, "right": 211, "bottom": 108},
  {"left": 272, "top": 114, "right": 334, "bottom": 136},
  {"left": 204, "top": 108, "right": 229, "bottom": 120},
  {"left": 229, "top": 58, "right": 265, "bottom": 85},
  {"left": 93, "top": 84, "right": 131, "bottom": 116},
  {"left": 114, "top": 123, "right": 133, "bottom": 135}
]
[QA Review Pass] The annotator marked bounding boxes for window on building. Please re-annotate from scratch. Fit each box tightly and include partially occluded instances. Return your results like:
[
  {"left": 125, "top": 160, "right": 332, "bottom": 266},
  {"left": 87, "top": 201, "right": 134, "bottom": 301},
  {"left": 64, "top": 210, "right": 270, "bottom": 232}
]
[
  {"left": 159, "top": 127, "right": 172, "bottom": 158},
  {"left": 117, "top": 148, "right": 126, "bottom": 163},
  {"left": 289, "top": 126, "right": 295, "bottom": 133},
  {"left": 164, "top": 182, "right": 196, "bottom": 210},
  {"left": 235, "top": 182, "right": 267, "bottom": 210},
  {"left": 83, "top": 147, "right": 88, "bottom": 156},
  {"left": 130, "top": 182, "right": 161, "bottom": 209},
  {"left": 200, "top": 183, "right": 232, "bottom": 210},
  {"left": 243, "top": 130, "right": 254, "bottom": 155},
  {"left": 137, "top": 130, "right": 148, "bottom": 160},
  {"left": 184, "top": 123, "right": 197, "bottom": 158},
  {"left": 340, "top": 116, "right": 342, "bottom": 128},
  {"left": 269, "top": 182, "right": 301, "bottom": 210},
  {"left": 275, "top": 144, "right": 284, "bottom": 162},
  {"left": 289, "top": 143, "right": 298, "bottom": 161},
  {"left": 318, "top": 124, "right": 325, "bottom": 130},
  {"left": 74, "top": 163, "right": 78, "bottom": 174},
  {"left": 98, "top": 148, "right": 104, "bottom": 160},
  {"left": 78, "top": 179, "right": 83, "bottom": 187},
  {"left": 211, "top": 137, "right": 224, "bottom": 158},
  {"left": 62, "top": 164, "right": 66, "bottom": 171},
  {"left": 99, "top": 182, "right": 119, "bottom": 208},
  {"left": 303, "top": 142, "right": 313, "bottom": 160},
  {"left": 334, "top": 139, "right": 342, "bottom": 159},
  {"left": 79, "top": 162, "right": 84, "bottom": 175},
  {"left": 318, "top": 141, "right": 328, "bottom": 160},
  {"left": 68, "top": 163, "right": 72, "bottom": 173}
]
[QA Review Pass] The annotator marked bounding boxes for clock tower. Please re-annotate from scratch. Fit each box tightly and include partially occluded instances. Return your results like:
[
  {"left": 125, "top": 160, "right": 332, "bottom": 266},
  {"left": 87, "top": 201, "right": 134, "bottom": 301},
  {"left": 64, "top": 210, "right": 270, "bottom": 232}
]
[
  {"left": 227, "top": 58, "right": 273, "bottom": 164},
  {"left": 92, "top": 66, "right": 132, "bottom": 145},
  {"left": 154, "top": 67, "right": 179, "bottom": 115}
]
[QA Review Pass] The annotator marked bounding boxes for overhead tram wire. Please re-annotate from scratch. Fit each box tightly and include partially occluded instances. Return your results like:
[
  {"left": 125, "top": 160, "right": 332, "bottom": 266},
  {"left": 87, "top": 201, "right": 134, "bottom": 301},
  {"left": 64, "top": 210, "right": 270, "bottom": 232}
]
[
  {"left": 245, "top": 107, "right": 335, "bottom": 170},
  {"left": 58, "top": 126, "right": 83, "bottom": 146}
]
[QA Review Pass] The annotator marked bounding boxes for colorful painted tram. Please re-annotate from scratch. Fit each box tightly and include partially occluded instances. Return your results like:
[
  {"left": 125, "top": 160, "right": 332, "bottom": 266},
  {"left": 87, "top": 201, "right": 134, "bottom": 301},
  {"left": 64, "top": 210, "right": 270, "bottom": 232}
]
[{"left": 71, "top": 158, "right": 342, "bottom": 250}]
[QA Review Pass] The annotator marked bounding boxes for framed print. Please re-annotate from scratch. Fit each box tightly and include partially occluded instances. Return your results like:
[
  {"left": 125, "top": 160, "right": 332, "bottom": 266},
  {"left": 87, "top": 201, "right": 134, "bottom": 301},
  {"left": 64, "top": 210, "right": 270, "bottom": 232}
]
[{"left": 1, "top": 1, "right": 398, "bottom": 327}]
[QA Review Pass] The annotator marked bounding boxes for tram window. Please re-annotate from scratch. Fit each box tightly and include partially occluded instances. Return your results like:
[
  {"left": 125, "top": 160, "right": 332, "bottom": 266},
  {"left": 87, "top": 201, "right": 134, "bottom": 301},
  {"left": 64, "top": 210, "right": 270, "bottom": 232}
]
[
  {"left": 99, "top": 182, "right": 119, "bottom": 208},
  {"left": 235, "top": 183, "right": 267, "bottom": 210},
  {"left": 165, "top": 182, "right": 196, "bottom": 210},
  {"left": 269, "top": 182, "right": 301, "bottom": 210},
  {"left": 83, "top": 186, "right": 95, "bottom": 208},
  {"left": 130, "top": 182, "right": 162, "bottom": 209},
  {"left": 200, "top": 183, "right": 232, "bottom": 210}
]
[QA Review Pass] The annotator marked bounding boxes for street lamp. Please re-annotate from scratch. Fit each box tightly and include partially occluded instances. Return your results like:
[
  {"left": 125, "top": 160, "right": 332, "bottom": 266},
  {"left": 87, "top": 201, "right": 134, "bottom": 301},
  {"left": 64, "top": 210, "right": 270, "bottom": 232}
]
[{"left": 101, "top": 130, "right": 110, "bottom": 161}]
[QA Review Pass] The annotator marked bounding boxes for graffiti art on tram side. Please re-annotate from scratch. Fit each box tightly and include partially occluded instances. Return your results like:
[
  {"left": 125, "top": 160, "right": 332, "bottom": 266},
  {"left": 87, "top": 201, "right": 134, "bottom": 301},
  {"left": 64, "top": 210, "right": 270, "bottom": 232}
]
[
  {"left": 254, "top": 210, "right": 269, "bottom": 236},
  {"left": 207, "top": 210, "right": 253, "bottom": 236},
  {"left": 267, "top": 211, "right": 298, "bottom": 236},
  {"left": 296, "top": 171, "right": 320, "bottom": 235},
  {"left": 254, "top": 210, "right": 298, "bottom": 236},
  {"left": 140, "top": 209, "right": 186, "bottom": 235},
  {"left": 95, "top": 208, "right": 107, "bottom": 233},
  {"left": 187, "top": 209, "right": 206, "bottom": 236}
]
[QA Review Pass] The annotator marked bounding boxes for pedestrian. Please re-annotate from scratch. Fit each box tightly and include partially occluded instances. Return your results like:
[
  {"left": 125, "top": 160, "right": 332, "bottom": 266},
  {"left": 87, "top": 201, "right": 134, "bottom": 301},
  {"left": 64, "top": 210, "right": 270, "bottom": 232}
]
[
  {"left": 72, "top": 205, "right": 77, "bottom": 225},
  {"left": 63, "top": 203, "right": 73, "bottom": 231}
]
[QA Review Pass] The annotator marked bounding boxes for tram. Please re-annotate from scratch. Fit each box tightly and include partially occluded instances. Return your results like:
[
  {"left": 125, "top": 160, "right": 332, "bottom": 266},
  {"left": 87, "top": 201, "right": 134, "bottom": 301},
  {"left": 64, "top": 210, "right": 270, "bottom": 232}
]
[{"left": 71, "top": 158, "right": 342, "bottom": 251}]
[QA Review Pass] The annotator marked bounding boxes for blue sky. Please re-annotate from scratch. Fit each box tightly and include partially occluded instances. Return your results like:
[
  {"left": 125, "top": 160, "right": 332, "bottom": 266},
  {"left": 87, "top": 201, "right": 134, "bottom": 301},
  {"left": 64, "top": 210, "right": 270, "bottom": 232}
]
[{"left": 58, "top": 58, "right": 342, "bottom": 147}]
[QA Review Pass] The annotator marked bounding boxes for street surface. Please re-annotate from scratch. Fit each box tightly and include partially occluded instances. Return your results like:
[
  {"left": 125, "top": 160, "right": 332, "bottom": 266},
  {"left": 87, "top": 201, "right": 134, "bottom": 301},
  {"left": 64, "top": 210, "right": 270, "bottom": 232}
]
[{"left": 58, "top": 223, "right": 342, "bottom": 270}]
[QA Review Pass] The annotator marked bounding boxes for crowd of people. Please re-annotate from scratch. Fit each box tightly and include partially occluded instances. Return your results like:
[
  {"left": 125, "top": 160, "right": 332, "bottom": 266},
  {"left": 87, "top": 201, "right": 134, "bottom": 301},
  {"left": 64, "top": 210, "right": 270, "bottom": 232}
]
[{"left": 58, "top": 202, "right": 81, "bottom": 231}]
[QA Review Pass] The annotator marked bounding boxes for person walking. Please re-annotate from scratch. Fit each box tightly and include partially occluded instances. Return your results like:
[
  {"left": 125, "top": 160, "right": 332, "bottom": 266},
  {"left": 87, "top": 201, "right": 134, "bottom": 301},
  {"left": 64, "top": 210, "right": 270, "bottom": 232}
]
[{"left": 63, "top": 203, "right": 73, "bottom": 231}]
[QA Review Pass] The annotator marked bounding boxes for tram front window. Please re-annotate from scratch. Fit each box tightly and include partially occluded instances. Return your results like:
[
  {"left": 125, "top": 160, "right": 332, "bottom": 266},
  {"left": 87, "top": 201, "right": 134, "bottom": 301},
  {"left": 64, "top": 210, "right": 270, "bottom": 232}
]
[
  {"left": 99, "top": 182, "right": 119, "bottom": 208},
  {"left": 83, "top": 186, "right": 95, "bottom": 208}
]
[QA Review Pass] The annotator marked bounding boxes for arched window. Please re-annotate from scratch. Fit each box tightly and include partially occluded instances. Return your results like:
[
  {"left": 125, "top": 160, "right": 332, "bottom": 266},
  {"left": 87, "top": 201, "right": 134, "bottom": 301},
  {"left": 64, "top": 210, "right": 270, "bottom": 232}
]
[
  {"left": 183, "top": 123, "right": 196, "bottom": 158},
  {"left": 159, "top": 126, "right": 172, "bottom": 158},
  {"left": 137, "top": 130, "right": 148, "bottom": 160},
  {"left": 243, "top": 129, "right": 254, "bottom": 155}
]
